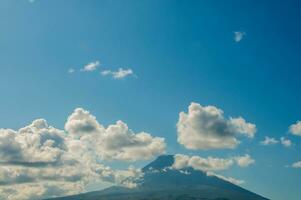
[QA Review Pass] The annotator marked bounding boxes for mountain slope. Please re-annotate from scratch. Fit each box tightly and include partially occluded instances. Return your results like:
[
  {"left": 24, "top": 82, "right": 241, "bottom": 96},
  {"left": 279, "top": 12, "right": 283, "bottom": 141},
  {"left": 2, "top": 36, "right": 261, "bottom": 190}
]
[{"left": 45, "top": 155, "right": 269, "bottom": 200}]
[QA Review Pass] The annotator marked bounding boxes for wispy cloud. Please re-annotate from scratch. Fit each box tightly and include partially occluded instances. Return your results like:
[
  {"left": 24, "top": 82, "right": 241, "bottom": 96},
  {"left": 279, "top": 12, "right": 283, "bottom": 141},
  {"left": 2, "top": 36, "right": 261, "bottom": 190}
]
[
  {"left": 280, "top": 137, "right": 292, "bottom": 147},
  {"left": 70, "top": 60, "right": 136, "bottom": 80},
  {"left": 292, "top": 161, "right": 301, "bottom": 168},
  {"left": 101, "top": 70, "right": 111, "bottom": 76},
  {"left": 80, "top": 60, "right": 100, "bottom": 72},
  {"left": 68, "top": 68, "right": 75, "bottom": 74},
  {"left": 234, "top": 31, "right": 246, "bottom": 42},
  {"left": 101, "top": 68, "right": 135, "bottom": 79},
  {"left": 260, "top": 136, "right": 278, "bottom": 145},
  {"left": 206, "top": 172, "right": 245, "bottom": 185},
  {"left": 260, "top": 136, "right": 292, "bottom": 147}
]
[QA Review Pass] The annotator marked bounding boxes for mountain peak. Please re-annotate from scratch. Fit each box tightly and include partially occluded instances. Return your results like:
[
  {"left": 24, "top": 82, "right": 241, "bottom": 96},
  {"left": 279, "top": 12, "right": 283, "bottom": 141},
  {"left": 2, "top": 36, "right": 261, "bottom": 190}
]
[
  {"left": 45, "top": 155, "right": 269, "bottom": 200},
  {"left": 142, "top": 154, "right": 174, "bottom": 172}
]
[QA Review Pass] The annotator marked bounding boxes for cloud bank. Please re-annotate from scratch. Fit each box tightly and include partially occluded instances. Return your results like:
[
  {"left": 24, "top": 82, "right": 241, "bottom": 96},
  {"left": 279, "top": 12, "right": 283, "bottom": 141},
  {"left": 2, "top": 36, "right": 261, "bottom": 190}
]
[
  {"left": 172, "top": 154, "right": 255, "bottom": 172},
  {"left": 172, "top": 154, "right": 253, "bottom": 185},
  {"left": 0, "top": 108, "right": 165, "bottom": 199}
]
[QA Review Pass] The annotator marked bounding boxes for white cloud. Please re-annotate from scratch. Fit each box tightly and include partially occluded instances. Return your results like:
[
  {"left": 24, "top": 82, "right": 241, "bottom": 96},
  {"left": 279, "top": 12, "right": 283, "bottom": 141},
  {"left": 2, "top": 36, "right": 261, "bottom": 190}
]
[
  {"left": 206, "top": 172, "right": 244, "bottom": 185},
  {"left": 81, "top": 61, "right": 100, "bottom": 72},
  {"left": 173, "top": 154, "right": 233, "bottom": 172},
  {"left": 65, "top": 108, "right": 104, "bottom": 137},
  {"left": 101, "top": 70, "right": 111, "bottom": 76},
  {"left": 280, "top": 137, "right": 292, "bottom": 147},
  {"left": 292, "top": 161, "right": 301, "bottom": 168},
  {"left": 172, "top": 154, "right": 248, "bottom": 185},
  {"left": 65, "top": 108, "right": 166, "bottom": 161},
  {"left": 0, "top": 129, "right": 23, "bottom": 162},
  {"left": 0, "top": 119, "right": 66, "bottom": 164},
  {"left": 177, "top": 102, "right": 256, "bottom": 150},
  {"left": 289, "top": 121, "right": 301, "bottom": 136},
  {"left": 260, "top": 136, "right": 292, "bottom": 147},
  {"left": 100, "top": 121, "right": 166, "bottom": 161},
  {"left": 234, "top": 154, "right": 255, "bottom": 167},
  {"left": 260, "top": 136, "right": 278, "bottom": 145},
  {"left": 101, "top": 68, "right": 134, "bottom": 79},
  {"left": 68, "top": 68, "right": 75, "bottom": 74},
  {"left": 234, "top": 31, "right": 246, "bottom": 42},
  {"left": 0, "top": 182, "right": 84, "bottom": 200},
  {"left": 189, "top": 156, "right": 233, "bottom": 171},
  {"left": 0, "top": 165, "right": 86, "bottom": 186},
  {"left": 113, "top": 166, "right": 143, "bottom": 188},
  {"left": 71, "top": 60, "right": 135, "bottom": 79},
  {"left": 0, "top": 108, "right": 163, "bottom": 199},
  {"left": 0, "top": 162, "right": 138, "bottom": 199},
  {"left": 112, "top": 68, "right": 134, "bottom": 79},
  {"left": 229, "top": 117, "right": 256, "bottom": 138},
  {"left": 172, "top": 154, "right": 254, "bottom": 172}
]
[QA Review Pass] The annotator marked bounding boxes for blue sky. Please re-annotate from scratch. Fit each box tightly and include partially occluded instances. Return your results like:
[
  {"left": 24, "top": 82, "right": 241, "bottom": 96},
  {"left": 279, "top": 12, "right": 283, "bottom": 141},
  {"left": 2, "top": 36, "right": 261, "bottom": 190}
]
[{"left": 0, "top": 0, "right": 301, "bottom": 200}]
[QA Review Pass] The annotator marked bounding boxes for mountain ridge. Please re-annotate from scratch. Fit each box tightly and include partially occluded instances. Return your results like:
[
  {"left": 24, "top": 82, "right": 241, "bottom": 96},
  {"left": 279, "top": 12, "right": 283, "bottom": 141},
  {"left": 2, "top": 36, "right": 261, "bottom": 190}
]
[{"left": 45, "top": 155, "right": 269, "bottom": 200}]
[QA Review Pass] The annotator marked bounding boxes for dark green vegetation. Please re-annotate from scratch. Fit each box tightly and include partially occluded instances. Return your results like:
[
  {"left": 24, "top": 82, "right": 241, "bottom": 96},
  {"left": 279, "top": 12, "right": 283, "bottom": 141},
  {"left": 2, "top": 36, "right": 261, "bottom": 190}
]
[{"left": 46, "top": 155, "right": 268, "bottom": 200}]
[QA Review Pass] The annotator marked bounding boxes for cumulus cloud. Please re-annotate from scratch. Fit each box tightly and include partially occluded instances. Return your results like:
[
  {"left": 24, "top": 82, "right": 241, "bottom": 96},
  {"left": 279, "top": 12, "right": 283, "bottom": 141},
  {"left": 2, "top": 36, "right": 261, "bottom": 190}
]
[
  {"left": 0, "top": 108, "right": 164, "bottom": 199},
  {"left": 0, "top": 119, "right": 66, "bottom": 164},
  {"left": 289, "top": 121, "right": 301, "bottom": 136},
  {"left": 0, "top": 182, "right": 83, "bottom": 200},
  {"left": 292, "top": 161, "right": 301, "bottom": 168},
  {"left": 65, "top": 108, "right": 166, "bottom": 161},
  {"left": 113, "top": 166, "right": 143, "bottom": 188},
  {"left": 280, "top": 137, "right": 292, "bottom": 147},
  {"left": 234, "top": 154, "right": 255, "bottom": 167},
  {"left": 65, "top": 108, "right": 104, "bottom": 137},
  {"left": 177, "top": 102, "right": 256, "bottom": 150},
  {"left": 0, "top": 129, "right": 23, "bottom": 162},
  {"left": 101, "top": 68, "right": 134, "bottom": 79},
  {"left": 0, "top": 162, "right": 140, "bottom": 199},
  {"left": 234, "top": 31, "right": 246, "bottom": 42},
  {"left": 229, "top": 117, "right": 256, "bottom": 138},
  {"left": 172, "top": 154, "right": 249, "bottom": 185},
  {"left": 101, "top": 121, "right": 165, "bottom": 161},
  {"left": 81, "top": 61, "right": 100, "bottom": 72},
  {"left": 172, "top": 154, "right": 254, "bottom": 172},
  {"left": 173, "top": 154, "right": 233, "bottom": 171},
  {"left": 260, "top": 136, "right": 278, "bottom": 146}
]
